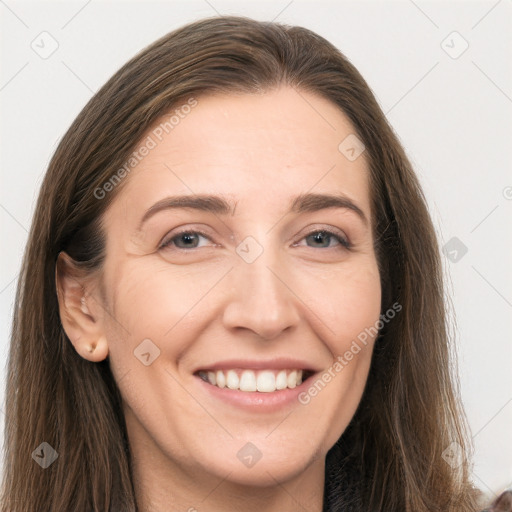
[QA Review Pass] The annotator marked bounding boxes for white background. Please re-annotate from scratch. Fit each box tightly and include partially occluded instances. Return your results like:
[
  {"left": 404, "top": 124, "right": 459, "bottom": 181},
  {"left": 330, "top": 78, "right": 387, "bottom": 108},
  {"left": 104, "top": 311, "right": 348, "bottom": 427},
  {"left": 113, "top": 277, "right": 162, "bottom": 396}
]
[{"left": 1, "top": 0, "right": 511, "bottom": 500}]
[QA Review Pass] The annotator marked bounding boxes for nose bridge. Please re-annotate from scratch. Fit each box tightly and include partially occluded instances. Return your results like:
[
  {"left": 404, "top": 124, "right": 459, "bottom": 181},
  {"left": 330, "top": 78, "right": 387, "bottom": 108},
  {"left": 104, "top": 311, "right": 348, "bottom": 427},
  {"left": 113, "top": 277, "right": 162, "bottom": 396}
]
[
  {"left": 239, "top": 249, "right": 282, "bottom": 301},
  {"left": 222, "top": 238, "right": 300, "bottom": 339}
]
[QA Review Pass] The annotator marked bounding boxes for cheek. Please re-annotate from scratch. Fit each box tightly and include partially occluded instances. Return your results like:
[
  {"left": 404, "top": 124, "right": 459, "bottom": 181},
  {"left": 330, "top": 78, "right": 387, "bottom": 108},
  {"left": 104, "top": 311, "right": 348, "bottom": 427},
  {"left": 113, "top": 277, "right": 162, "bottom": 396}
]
[
  {"left": 300, "top": 258, "right": 382, "bottom": 355},
  {"left": 102, "top": 261, "right": 224, "bottom": 365},
  {"left": 297, "top": 261, "right": 381, "bottom": 442},
  {"left": 104, "top": 253, "right": 381, "bottom": 370}
]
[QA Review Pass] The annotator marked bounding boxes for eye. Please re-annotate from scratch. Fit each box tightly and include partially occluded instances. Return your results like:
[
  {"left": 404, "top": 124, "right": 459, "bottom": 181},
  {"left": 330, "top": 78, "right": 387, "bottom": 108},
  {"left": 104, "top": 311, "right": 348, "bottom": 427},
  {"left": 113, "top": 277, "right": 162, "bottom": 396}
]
[
  {"left": 159, "top": 230, "right": 213, "bottom": 250},
  {"left": 295, "top": 229, "right": 351, "bottom": 250},
  {"left": 159, "top": 227, "right": 351, "bottom": 252}
]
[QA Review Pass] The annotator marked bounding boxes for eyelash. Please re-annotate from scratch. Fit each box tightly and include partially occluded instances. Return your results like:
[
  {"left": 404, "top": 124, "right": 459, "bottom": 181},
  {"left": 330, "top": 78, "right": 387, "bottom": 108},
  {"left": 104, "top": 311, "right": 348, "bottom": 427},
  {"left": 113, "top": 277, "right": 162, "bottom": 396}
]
[{"left": 159, "top": 228, "right": 352, "bottom": 251}]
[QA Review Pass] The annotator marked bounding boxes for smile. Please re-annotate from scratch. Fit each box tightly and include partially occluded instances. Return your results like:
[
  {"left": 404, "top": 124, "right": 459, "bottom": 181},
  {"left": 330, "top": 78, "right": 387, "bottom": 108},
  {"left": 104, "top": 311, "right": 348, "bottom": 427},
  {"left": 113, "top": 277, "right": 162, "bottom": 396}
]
[{"left": 196, "top": 368, "right": 314, "bottom": 392}]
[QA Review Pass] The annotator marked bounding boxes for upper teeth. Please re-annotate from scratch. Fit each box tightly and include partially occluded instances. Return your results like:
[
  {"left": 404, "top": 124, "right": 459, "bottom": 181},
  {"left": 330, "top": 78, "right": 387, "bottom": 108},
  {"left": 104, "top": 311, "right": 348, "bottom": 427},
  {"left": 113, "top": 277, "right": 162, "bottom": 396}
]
[{"left": 198, "top": 369, "right": 304, "bottom": 392}]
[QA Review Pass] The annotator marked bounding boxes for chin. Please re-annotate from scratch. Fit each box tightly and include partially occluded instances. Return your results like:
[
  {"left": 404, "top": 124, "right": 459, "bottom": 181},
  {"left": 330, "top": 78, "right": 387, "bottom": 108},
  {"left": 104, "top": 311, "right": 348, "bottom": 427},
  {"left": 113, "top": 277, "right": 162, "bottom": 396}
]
[{"left": 196, "top": 444, "right": 323, "bottom": 487}]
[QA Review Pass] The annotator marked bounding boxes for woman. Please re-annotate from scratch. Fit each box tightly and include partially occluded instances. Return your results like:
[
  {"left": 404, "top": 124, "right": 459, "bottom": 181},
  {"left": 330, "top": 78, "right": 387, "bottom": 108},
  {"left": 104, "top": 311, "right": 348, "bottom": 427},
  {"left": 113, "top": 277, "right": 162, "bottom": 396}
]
[{"left": 0, "top": 15, "right": 505, "bottom": 512}]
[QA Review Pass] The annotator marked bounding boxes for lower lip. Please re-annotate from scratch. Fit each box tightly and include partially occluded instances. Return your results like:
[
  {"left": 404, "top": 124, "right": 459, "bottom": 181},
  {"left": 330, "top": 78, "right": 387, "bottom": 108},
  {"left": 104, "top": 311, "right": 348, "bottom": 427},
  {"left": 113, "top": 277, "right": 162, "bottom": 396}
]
[{"left": 194, "top": 374, "right": 314, "bottom": 413}]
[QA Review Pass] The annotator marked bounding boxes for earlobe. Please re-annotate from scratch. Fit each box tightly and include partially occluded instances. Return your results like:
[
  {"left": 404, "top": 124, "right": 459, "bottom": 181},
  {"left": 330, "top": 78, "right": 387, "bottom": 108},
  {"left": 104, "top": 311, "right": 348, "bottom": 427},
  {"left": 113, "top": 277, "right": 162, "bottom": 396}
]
[
  {"left": 55, "top": 251, "right": 109, "bottom": 362},
  {"left": 82, "top": 334, "right": 109, "bottom": 362}
]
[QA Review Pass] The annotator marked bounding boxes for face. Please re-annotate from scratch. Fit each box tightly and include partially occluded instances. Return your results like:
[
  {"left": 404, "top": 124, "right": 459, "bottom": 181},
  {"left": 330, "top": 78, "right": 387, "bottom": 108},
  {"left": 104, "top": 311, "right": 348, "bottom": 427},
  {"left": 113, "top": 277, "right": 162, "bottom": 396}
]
[{"left": 94, "top": 86, "right": 381, "bottom": 487}]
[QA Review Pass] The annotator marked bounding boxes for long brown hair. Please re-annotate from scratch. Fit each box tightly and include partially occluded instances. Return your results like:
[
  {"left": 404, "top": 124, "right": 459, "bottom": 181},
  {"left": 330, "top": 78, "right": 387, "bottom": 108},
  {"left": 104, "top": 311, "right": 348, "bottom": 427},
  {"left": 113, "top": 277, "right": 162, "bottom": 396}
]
[{"left": 1, "top": 15, "right": 481, "bottom": 511}]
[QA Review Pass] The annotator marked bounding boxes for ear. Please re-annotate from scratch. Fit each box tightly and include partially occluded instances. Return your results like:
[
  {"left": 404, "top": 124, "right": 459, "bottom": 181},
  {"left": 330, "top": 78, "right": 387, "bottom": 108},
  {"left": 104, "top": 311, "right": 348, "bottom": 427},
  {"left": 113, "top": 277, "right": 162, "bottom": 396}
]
[{"left": 55, "top": 251, "right": 109, "bottom": 362}]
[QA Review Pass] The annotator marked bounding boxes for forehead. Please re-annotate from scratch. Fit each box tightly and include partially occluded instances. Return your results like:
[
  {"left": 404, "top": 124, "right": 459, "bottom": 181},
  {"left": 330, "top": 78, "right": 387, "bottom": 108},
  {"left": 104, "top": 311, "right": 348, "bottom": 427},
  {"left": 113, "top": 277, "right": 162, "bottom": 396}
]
[{"left": 105, "top": 86, "right": 371, "bottom": 225}]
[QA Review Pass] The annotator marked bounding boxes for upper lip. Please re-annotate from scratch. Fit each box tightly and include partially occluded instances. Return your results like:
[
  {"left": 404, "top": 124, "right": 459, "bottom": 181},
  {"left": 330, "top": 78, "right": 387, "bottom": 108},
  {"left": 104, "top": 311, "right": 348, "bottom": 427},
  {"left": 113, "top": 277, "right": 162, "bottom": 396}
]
[{"left": 193, "top": 358, "right": 322, "bottom": 373}]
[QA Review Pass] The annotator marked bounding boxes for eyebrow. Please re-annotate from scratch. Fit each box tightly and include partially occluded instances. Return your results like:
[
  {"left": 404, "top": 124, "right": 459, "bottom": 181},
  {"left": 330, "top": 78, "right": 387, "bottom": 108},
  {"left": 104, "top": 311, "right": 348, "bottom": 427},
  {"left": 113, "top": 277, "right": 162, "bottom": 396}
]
[{"left": 137, "top": 192, "right": 368, "bottom": 229}]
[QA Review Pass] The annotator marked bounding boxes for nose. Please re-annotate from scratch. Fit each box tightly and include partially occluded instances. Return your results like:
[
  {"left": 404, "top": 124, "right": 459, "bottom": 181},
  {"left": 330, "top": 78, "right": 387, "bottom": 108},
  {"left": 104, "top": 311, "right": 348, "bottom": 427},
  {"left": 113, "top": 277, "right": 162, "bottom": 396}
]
[{"left": 221, "top": 251, "right": 301, "bottom": 341}]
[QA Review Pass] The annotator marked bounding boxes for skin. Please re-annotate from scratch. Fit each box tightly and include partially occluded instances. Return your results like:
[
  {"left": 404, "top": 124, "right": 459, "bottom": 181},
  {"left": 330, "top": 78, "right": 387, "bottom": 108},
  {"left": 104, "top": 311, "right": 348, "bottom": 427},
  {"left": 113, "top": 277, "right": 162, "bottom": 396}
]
[{"left": 57, "top": 86, "right": 382, "bottom": 512}]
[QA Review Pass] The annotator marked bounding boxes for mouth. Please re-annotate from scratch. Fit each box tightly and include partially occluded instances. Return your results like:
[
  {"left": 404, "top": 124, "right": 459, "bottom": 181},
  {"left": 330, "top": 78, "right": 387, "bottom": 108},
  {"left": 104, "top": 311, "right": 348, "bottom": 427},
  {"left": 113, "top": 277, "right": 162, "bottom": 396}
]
[{"left": 194, "top": 368, "right": 315, "bottom": 393}]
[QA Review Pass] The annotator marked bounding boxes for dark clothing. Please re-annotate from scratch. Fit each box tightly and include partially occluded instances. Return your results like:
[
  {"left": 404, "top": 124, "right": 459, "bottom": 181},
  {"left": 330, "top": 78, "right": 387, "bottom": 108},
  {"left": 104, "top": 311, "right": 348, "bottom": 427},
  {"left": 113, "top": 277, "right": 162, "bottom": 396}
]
[{"left": 483, "top": 490, "right": 512, "bottom": 511}]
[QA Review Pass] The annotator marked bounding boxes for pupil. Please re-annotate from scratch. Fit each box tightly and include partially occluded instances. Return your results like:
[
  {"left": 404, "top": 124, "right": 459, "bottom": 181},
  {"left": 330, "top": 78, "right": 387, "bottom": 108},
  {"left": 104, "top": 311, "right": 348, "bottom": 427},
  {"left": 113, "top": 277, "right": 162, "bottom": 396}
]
[
  {"left": 181, "top": 233, "right": 197, "bottom": 246},
  {"left": 312, "top": 231, "right": 328, "bottom": 247}
]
